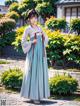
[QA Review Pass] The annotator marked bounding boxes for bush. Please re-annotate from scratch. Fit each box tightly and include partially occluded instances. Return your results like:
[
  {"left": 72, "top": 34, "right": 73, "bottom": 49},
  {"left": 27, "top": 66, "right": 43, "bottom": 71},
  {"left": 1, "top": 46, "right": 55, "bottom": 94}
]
[
  {"left": 0, "top": 14, "right": 4, "bottom": 18},
  {"left": 12, "top": 25, "right": 28, "bottom": 53},
  {"left": 70, "top": 18, "right": 80, "bottom": 35},
  {"left": 63, "top": 35, "right": 80, "bottom": 64},
  {"left": 0, "top": 17, "right": 16, "bottom": 35},
  {"left": 5, "top": 11, "right": 20, "bottom": 22},
  {"left": 44, "top": 29, "right": 80, "bottom": 67},
  {"left": 1, "top": 68, "right": 23, "bottom": 89},
  {"left": 0, "top": 31, "right": 16, "bottom": 47},
  {"left": 45, "top": 16, "right": 67, "bottom": 31},
  {"left": 46, "top": 30, "right": 65, "bottom": 66},
  {"left": 49, "top": 75, "right": 78, "bottom": 95}
]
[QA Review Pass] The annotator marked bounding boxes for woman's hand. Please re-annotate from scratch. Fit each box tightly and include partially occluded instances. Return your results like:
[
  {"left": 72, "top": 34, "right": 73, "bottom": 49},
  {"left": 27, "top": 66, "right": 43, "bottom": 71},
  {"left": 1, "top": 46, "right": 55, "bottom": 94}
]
[{"left": 32, "top": 39, "right": 37, "bottom": 44}]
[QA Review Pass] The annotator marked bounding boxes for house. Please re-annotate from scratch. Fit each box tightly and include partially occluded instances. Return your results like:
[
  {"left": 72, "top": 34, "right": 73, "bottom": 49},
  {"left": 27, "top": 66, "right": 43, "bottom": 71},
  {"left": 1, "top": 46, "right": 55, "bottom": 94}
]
[
  {"left": 0, "top": 5, "right": 8, "bottom": 15},
  {"left": 56, "top": 0, "right": 80, "bottom": 23}
]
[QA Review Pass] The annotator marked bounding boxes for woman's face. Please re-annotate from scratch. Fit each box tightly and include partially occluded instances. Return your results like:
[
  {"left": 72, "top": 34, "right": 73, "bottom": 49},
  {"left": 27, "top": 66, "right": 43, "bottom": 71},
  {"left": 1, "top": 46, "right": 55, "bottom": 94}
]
[{"left": 29, "top": 15, "right": 38, "bottom": 26}]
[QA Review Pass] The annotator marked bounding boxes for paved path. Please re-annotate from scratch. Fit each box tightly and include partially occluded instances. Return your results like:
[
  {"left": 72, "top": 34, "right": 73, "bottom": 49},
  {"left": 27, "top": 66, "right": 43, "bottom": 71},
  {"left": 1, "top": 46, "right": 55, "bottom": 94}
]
[{"left": 0, "top": 93, "right": 80, "bottom": 106}]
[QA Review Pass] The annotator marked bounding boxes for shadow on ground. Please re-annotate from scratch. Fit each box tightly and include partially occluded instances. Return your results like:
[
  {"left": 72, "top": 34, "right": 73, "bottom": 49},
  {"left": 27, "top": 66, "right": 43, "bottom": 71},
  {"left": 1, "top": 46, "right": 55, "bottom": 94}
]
[{"left": 24, "top": 99, "right": 57, "bottom": 105}]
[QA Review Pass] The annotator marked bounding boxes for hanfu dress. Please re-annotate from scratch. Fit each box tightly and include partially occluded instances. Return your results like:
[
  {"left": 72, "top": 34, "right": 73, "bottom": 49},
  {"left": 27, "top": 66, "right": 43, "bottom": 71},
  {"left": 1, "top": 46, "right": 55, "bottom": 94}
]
[{"left": 20, "top": 25, "right": 50, "bottom": 100}]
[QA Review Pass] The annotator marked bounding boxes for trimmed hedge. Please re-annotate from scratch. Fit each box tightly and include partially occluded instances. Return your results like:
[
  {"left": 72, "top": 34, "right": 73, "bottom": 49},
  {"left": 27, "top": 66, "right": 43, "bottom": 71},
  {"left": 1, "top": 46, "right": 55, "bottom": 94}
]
[
  {"left": 0, "top": 31, "right": 16, "bottom": 47},
  {"left": 0, "top": 17, "right": 16, "bottom": 35},
  {"left": 44, "top": 29, "right": 80, "bottom": 66},
  {"left": 70, "top": 18, "right": 80, "bottom": 35},
  {"left": 49, "top": 75, "right": 78, "bottom": 95},
  {"left": 12, "top": 25, "right": 28, "bottom": 53},
  {"left": 45, "top": 16, "right": 67, "bottom": 31},
  {"left": 1, "top": 68, "right": 23, "bottom": 89},
  {"left": 5, "top": 11, "right": 20, "bottom": 22}
]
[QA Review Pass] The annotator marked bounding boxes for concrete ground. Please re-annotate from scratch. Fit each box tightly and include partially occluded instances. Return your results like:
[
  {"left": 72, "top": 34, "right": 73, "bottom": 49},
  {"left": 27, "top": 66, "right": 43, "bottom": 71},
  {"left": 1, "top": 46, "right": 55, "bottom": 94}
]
[{"left": 0, "top": 93, "right": 80, "bottom": 106}]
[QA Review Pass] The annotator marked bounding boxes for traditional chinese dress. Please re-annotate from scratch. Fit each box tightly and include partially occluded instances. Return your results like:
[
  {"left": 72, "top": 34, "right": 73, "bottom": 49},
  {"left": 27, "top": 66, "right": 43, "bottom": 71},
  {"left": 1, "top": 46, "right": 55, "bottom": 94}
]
[{"left": 20, "top": 25, "right": 50, "bottom": 100}]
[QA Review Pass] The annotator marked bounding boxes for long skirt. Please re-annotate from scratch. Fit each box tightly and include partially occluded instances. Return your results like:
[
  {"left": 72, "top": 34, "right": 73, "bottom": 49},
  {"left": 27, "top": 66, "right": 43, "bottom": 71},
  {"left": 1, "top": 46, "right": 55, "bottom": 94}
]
[{"left": 20, "top": 35, "right": 50, "bottom": 100}]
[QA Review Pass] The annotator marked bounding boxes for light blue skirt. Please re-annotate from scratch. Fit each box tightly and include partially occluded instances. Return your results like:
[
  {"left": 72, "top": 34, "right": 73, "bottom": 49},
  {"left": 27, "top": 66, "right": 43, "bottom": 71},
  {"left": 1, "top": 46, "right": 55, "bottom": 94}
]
[{"left": 20, "top": 35, "right": 50, "bottom": 100}]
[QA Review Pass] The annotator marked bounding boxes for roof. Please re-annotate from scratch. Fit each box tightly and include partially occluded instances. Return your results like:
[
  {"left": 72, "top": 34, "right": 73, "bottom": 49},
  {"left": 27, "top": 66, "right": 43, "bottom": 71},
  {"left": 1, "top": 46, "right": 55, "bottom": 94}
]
[{"left": 56, "top": 0, "right": 80, "bottom": 5}]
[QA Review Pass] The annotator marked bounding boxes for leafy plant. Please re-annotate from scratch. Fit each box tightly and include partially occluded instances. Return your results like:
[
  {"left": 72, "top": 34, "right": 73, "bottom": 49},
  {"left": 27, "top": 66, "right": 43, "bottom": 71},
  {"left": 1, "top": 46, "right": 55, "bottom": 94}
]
[
  {"left": 1, "top": 68, "right": 23, "bottom": 89},
  {"left": 5, "top": 11, "right": 20, "bottom": 22},
  {"left": 70, "top": 18, "right": 80, "bottom": 35},
  {"left": 0, "top": 17, "right": 16, "bottom": 35},
  {"left": 45, "top": 16, "right": 67, "bottom": 31},
  {"left": 49, "top": 74, "right": 78, "bottom": 95}
]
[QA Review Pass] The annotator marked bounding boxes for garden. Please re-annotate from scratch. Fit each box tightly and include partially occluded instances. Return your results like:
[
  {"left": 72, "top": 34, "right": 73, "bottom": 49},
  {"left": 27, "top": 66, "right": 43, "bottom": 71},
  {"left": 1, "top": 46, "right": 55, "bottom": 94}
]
[{"left": 0, "top": 0, "right": 80, "bottom": 105}]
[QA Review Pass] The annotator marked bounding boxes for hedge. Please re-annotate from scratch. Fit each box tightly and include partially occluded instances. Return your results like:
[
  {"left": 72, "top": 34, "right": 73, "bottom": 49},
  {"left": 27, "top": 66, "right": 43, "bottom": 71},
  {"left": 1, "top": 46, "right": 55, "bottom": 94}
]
[
  {"left": 0, "top": 17, "right": 16, "bottom": 35},
  {"left": 1, "top": 68, "right": 23, "bottom": 89},
  {"left": 49, "top": 74, "right": 78, "bottom": 95},
  {"left": 45, "top": 16, "right": 67, "bottom": 31}
]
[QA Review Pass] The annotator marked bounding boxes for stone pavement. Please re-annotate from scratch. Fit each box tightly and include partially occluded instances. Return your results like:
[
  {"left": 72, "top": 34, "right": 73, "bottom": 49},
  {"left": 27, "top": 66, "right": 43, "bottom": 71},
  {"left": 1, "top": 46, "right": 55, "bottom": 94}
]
[{"left": 0, "top": 92, "right": 80, "bottom": 106}]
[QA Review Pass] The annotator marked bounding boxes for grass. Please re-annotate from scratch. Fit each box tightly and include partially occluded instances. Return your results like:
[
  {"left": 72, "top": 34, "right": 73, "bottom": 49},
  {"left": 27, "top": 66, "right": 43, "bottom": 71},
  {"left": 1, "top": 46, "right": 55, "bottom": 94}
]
[{"left": 0, "top": 60, "right": 10, "bottom": 64}]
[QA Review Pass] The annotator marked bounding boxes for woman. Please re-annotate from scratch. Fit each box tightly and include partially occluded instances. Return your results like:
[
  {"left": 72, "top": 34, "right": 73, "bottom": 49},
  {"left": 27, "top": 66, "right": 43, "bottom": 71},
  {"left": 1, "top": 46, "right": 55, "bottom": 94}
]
[{"left": 20, "top": 9, "right": 50, "bottom": 104}]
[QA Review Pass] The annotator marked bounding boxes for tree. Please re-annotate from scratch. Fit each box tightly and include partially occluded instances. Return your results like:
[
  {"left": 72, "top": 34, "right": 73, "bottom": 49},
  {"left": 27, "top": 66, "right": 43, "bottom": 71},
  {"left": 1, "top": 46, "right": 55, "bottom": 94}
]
[
  {"left": 70, "top": 18, "right": 80, "bottom": 35},
  {"left": 18, "top": 0, "right": 36, "bottom": 18},
  {"left": 35, "top": 2, "right": 53, "bottom": 20},
  {"left": 35, "top": 0, "right": 59, "bottom": 20},
  {"left": 9, "top": 2, "right": 19, "bottom": 13},
  {"left": 5, "top": 0, "right": 18, "bottom": 6}
]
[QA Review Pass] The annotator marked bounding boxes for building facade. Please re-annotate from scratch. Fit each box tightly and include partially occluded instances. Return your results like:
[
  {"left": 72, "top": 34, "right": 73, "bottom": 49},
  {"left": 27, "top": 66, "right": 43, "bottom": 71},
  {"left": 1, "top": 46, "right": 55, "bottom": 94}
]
[
  {"left": 56, "top": 0, "right": 80, "bottom": 23},
  {"left": 0, "top": 5, "right": 8, "bottom": 15}
]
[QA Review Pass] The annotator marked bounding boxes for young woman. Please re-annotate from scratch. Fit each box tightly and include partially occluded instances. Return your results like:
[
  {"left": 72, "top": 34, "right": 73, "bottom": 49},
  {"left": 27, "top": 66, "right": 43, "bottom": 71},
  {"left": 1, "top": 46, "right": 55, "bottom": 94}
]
[{"left": 20, "top": 9, "right": 50, "bottom": 104}]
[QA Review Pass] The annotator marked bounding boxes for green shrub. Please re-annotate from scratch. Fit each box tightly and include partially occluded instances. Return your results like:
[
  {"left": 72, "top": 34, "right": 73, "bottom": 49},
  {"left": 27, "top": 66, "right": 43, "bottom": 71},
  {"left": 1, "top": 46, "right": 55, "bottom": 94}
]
[
  {"left": 5, "top": 11, "right": 20, "bottom": 22},
  {"left": 45, "top": 29, "right": 80, "bottom": 67},
  {"left": 63, "top": 35, "right": 80, "bottom": 64},
  {"left": 1, "top": 68, "right": 23, "bottom": 89},
  {"left": 70, "top": 18, "right": 80, "bottom": 35},
  {"left": 47, "top": 31, "right": 65, "bottom": 66},
  {"left": 45, "top": 16, "right": 67, "bottom": 31},
  {"left": 49, "top": 75, "right": 78, "bottom": 95},
  {"left": 0, "top": 17, "right": 16, "bottom": 35},
  {"left": 0, "top": 31, "right": 16, "bottom": 47},
  {"left": 12, "top": 25, "right": 28, "bottom": 53},
  {"left": 0, "top": 14, "right": 4, "bottom": 18}
]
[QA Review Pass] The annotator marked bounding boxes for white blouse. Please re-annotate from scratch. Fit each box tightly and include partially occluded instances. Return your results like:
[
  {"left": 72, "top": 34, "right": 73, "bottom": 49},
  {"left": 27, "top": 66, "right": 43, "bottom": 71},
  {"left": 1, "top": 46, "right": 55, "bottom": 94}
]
[{"left": 21, "top": 25, "right": 49, "bottom": 54}]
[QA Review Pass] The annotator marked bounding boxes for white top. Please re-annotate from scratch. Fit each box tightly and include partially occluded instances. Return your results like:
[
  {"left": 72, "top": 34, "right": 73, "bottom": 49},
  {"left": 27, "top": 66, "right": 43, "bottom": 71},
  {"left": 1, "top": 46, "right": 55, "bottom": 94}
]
[{"left": 21, "top": 25, "right": 49, "bottom": 54}]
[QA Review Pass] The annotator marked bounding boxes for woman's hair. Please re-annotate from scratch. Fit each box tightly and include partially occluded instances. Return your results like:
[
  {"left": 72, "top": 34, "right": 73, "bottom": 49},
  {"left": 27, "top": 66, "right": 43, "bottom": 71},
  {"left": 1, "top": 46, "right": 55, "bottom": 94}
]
[{"left": 27, "top": 9, "right": 39, "bottom": 19}]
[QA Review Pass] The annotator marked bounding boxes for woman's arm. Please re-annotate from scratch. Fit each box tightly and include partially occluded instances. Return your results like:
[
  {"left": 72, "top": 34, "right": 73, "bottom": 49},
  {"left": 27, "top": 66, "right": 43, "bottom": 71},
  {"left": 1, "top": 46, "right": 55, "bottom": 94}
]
[{"left": 21, "top": 27, "right": 33, "bottom": 54}]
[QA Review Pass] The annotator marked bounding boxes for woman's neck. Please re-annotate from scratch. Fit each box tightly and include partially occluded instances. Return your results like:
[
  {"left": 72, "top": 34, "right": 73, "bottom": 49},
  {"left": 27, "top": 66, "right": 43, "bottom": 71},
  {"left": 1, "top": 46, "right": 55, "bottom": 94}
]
[{"left": 30, "top": 24, "right": 38, "bottom": 29}]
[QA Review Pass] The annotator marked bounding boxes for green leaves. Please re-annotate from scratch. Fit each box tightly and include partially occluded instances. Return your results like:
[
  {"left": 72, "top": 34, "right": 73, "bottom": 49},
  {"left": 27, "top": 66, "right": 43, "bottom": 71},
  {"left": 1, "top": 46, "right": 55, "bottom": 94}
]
[
  {"left": 1, "top": 68, "right": 23, "bottom": 89},
  {"left": 45, "top": 17, "right": 67, "bottom": 31},
  {"left": 49, "top": 75, "right": 78, "bottom": 95},
  {"left": 70, "top": 18, "right": 80, "bottom": 35}
]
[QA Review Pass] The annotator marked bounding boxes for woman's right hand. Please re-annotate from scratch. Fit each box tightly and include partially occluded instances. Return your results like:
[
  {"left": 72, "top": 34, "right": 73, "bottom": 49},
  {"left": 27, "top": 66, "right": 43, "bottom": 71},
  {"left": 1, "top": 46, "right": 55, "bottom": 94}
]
[{"left": 32, "top": 39, "right": 37, "bottom": 44}]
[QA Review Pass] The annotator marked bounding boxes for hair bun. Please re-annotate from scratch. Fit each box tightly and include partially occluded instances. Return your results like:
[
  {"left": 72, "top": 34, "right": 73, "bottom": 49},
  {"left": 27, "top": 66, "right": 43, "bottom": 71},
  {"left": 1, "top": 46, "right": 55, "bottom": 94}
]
[{"left": 27, "top": 9, "right": 39, "bottom": 19}]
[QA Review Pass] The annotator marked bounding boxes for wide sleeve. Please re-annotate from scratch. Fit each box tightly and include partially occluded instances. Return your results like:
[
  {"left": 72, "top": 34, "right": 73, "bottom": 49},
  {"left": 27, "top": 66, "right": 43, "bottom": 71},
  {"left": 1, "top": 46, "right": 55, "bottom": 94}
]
[{"left": 21, "top": 27, "right": 33, "bottom": 54}]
